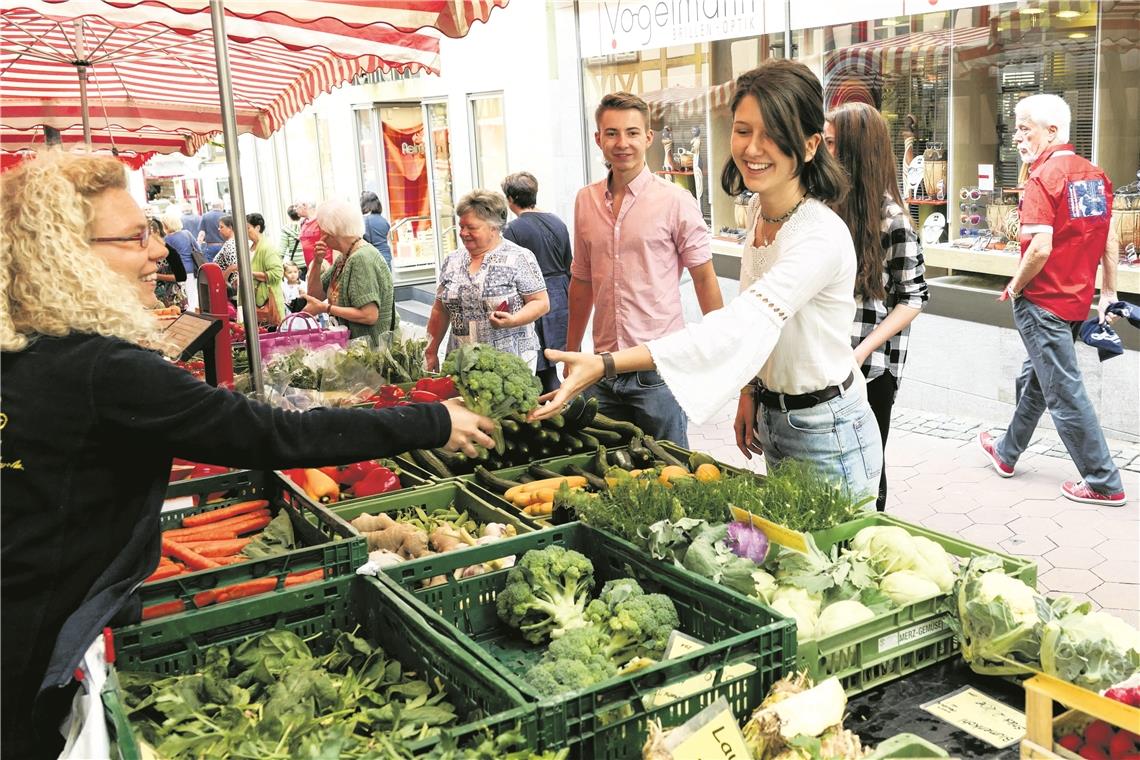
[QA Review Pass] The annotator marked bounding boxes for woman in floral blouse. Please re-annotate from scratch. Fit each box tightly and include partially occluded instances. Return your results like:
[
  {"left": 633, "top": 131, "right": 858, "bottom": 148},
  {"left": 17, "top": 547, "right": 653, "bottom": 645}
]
[{"left": 425, "top": 190, "right": 550, "bottom": 372}]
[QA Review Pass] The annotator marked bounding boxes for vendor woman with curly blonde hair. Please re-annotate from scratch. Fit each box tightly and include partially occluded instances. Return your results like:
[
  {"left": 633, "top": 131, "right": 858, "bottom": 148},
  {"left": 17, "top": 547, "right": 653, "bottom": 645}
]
[{"left": 0, "top": 152, "right": 497, "bottom": 759}]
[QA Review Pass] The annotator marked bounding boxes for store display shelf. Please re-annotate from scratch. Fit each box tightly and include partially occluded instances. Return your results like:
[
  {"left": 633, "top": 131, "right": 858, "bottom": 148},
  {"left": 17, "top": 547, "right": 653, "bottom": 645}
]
[
  {"left": 925, "top": 244, "right": 1140, "bottom": 292},
  {"left": 378, "top": 522, "right": 796, "bottom": 759},
  {"left": 799, "top": 514, "right": 1037, "bottom": 696},
  {"left": 1021, "top": 673, "right": 1140, "bottom": 759},
  {"left": 107, "top": 577, "right": 534, "bottom": 760}
]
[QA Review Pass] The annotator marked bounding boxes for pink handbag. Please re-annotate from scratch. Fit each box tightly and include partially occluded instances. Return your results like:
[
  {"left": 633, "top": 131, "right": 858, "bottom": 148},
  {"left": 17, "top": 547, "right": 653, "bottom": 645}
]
[{"left": 259, "top": 313, "right": 348, "bottom": 360}]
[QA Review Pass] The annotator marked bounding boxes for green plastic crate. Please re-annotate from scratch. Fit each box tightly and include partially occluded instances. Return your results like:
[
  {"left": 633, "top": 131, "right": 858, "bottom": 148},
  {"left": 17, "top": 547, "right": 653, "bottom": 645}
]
[
  {"left": 329, "top": 480, "right": 535, "bottom": 542},
  {"left": 792, "top": 513, "right": 1038, "bottom": 696},
  {"left": 141, "top": 470, "right": 366, "bottom": 617},
  {"left": 108, "top": 577, "right": 534, "bottom": 760},
  {"left": 457, "top": 450, "right": 609, "bottom": 528},
  {"left": 379, "top": 522, "right": 796, "bottom": 759},
  {"left": 657, "top": 440, "right": 762, "bottom": 481},
  {"left": 164, "top": 466, "right": 250, "bottom": 501},
  {"left": 866, "top": 733, "right": 949, "bottom": 758}
]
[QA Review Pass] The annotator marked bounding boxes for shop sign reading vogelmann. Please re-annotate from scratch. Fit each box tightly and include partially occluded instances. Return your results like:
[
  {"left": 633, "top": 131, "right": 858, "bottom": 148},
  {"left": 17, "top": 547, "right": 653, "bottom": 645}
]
[{"left": 578, "top": 0, "right": 771, "bottom": 57}]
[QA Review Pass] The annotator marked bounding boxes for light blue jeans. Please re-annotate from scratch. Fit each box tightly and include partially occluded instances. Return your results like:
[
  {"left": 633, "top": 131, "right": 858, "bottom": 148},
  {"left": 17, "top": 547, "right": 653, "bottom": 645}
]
[
  {"left": 996, "top": 297, "right": 1122, "bottom": 493},
  {"left": 586, "top": 370, "right": 688, "bottom": 447},
  {"left": 754, "top": 384, "right": 883, "bottom": 503}
]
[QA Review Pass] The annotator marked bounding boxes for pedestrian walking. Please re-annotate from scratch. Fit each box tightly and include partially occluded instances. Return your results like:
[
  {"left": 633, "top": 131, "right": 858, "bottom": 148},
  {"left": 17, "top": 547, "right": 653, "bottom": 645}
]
[
  {"left": 826, "top": 101, "right": 929, "bottom": 511},
  {"left": 361, "top": 191, "right": 393, "bottom": 270},
  {"left": 198, "top": 199, "right": 225, "bottom": 260},
  {"left": 565, "top": 91, "right": 724, "bottom": 447},
  {"left": 502, "top": 171, "right": 573, "bottom": 394},
  {"left": 977, "top": 94, "right": 1126, "bottom": 506}
]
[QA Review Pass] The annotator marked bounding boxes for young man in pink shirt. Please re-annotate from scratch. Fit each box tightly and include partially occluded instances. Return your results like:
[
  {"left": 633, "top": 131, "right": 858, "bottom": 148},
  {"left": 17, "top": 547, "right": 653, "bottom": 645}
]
[{"left": 566, "top": 92, "right": 724, "bottom": 446}]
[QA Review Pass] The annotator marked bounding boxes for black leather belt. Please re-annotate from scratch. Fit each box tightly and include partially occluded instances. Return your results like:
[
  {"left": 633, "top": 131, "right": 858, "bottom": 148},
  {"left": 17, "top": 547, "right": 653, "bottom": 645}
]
[{"left": 756, "top": 372, "right": 856, "bottom": 411}]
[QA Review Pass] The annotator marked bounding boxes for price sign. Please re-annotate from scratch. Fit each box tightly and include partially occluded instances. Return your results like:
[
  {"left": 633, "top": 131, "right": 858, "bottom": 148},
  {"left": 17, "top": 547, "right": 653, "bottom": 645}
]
[
  {"left": 921, "top": 686, "right": 1026, "bottom": 748},
  {"left": 645, "top": 632, "right": 756, "bottom": 709},
  {"left": 662, "top": 697, "right": 752, "bottom": 760},
  {"left": 162, "top": 312, "right": 222, "bottom": 361},
  {"left": 729, "top": 506, "right": 809, "bottom": 554}
]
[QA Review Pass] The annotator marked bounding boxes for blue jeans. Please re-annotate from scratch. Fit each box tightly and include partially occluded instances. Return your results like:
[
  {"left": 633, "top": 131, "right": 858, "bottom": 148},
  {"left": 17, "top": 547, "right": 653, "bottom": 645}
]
[
  {"left": 587, "top": 370, "right": 688, "bottom": 447},
  {"left": 754, "top": 384, "right": 883, "bottom": 503},
  {"left": 996, "top": 298, "right": 1122, "bottom": 493}
]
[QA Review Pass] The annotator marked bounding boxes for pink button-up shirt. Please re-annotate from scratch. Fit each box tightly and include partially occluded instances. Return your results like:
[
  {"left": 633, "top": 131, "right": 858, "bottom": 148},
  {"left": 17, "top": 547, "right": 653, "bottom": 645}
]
[{"left": 571, "top": 166, "right": 711, "bottom": 352}]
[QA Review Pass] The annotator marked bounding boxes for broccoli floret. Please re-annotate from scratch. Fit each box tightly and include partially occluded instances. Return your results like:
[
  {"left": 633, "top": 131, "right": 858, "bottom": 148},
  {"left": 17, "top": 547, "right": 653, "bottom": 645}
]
[
  {"left": 496, "top": 546, "right": 594, "bottom": 644},
  {"left": 523, "top": 658, "right": 616, "bottom": 697},
  {"left": 584, "top": 579, "right": 645, "bottom": 624},
  {"left": 583, "top": 580, "right": 679, "bottom": 664},
  {"left": 444, "top": 344, "right": 540, "bottom": 419}
]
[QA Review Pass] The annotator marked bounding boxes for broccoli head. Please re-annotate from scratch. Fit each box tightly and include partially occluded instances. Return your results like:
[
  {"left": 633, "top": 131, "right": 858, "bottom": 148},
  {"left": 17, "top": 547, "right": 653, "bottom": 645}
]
[
  {"left": 443, "top": 344, "right": 540, "bottom": 419},
  {"left": 584, "top": 580, "right": 679, "bottom": 664},
  {"left": 523, "top": 657, "right": 616, "bottom": 697},
  {"left": 496, "top": 546, "right": 594, "bottom": 644}
]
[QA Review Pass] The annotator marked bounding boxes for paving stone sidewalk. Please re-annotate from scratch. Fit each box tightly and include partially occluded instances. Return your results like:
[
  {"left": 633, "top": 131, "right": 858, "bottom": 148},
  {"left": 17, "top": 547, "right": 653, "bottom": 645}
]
[{"left": 686, "top": 401, "right": 1140, "bottom": 627}]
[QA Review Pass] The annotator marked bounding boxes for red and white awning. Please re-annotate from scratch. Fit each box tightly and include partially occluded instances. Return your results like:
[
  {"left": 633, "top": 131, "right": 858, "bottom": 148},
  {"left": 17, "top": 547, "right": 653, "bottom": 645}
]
[
  {"left": 643, "top": 80, "right": 736, "bottom": 122},
  {"left": 824, "top": 26, "right": 990, "bottom": 81}
]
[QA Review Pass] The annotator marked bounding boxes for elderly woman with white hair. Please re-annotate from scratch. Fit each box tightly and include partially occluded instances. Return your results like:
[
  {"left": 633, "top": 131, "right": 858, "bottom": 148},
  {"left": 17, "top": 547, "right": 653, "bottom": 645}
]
[
  {"left": 303, "top": 198, "right": 395, "bottom": 346},
  {"left": 425, "top": 190, "right": 550, "bottom": 372}
]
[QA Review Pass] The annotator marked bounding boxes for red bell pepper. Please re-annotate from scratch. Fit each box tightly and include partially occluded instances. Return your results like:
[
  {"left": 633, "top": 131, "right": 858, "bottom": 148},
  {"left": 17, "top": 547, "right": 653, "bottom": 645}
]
[
  {"left": 282, "top": 468, "right": 308, "bottom": 489},
  {"left": 352, "top": 466, "right": 401, "bottom": 497},
  {"left": 409, "top": 389, "right": 440, "bottom": 403},
  {"left": 190, "top": 463, "right": 230, "bottom": 479},
  {"left": 318, "top": 466, "right": 340, "bottom": 482},
  {"left": 337, "top": 460, "right": 382, "bottom": 486},
  {"left": 414, "top": 376, "right": 458, "bottom": 400}
]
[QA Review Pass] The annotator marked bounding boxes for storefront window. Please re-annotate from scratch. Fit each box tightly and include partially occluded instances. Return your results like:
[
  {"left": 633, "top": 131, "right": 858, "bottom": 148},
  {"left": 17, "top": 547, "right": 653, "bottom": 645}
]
[
  {"left": 469, "top": 93, "right": 508, "bottom": 189},
  {"left": 1098, "top": 0, "right": 1140, "bottom": 266},
  {"left": 355, "top": 107, "right": 383, "bottom": 196}
]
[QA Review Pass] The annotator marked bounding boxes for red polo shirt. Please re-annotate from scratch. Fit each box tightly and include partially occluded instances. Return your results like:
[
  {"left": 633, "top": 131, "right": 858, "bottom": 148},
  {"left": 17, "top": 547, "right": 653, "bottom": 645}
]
[
  {"left": 1018, "top": 144, "right": 1113, "bottom": 321},
  {"left": 299, "top": 217, "right": 322, "bottom": 266}
]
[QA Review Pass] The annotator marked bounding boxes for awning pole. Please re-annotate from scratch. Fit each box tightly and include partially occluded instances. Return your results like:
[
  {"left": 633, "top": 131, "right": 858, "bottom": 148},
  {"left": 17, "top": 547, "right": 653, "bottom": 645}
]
[
  {"left": 209, "top": 0, "right": 265, "bottom": 398},
  {"left": 75, "top": 20, "right": 92, "bottom": 147}
]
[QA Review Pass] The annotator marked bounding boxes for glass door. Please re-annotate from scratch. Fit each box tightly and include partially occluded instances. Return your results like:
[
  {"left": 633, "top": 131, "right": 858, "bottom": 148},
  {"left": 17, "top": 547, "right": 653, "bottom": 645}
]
[
  {"left": 423, "top": 100, "right": 457, "bottom": 271},
  {"left": 377, "top": 103, "right": 434, "bottom": 283}
]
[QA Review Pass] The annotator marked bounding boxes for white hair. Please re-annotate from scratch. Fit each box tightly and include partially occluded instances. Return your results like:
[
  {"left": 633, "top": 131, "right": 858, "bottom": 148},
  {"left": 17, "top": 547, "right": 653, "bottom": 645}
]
[
  {"left": 209, "top": 199, "right": 224, "bottom": 211},
  {"left": 161, "top": 209, "right": 183, "bottom": 233},
  {"left": 1015, "top": 94, "right": 1071, "bottom": 143},
  {"left": 315, "top": 199, "right": 364, "bottom": 238}
]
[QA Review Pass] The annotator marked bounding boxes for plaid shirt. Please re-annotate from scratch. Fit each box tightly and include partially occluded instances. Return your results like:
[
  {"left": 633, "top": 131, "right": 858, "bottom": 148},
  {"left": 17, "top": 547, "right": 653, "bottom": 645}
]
[{"left": 851, "top": 195, "right": 929, "bottom": 384}]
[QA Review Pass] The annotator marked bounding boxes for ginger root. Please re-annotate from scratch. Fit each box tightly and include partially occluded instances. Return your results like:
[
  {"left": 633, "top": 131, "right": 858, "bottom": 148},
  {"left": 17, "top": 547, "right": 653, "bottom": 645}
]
[
  {"left": 352, "top": 512, "right": 428, "bottom": 557},
  {"left": 429, "top": 524, "right": 478, "bottom": 553}
]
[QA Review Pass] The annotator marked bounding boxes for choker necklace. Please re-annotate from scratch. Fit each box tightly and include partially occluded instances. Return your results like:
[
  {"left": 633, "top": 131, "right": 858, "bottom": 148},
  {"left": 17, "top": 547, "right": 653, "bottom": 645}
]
[{"left": 760, "top": 195, "right": 808, "bottom": 224}]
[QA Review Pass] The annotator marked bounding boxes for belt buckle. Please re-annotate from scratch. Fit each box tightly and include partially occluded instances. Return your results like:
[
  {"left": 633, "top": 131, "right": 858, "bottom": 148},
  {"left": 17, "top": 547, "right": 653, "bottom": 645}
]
[{"left": 778, "top": 393, "right": 788, "bottom": 413}]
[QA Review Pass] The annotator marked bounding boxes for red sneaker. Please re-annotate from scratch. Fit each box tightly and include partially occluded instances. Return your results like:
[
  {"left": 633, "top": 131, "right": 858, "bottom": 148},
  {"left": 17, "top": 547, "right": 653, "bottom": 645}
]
[
  {"left": 1060, "top": 480, "right": 1127, "bottom": 506},
  {"left": 976, "top": 431, "right": 1014, "bottom": 478}
]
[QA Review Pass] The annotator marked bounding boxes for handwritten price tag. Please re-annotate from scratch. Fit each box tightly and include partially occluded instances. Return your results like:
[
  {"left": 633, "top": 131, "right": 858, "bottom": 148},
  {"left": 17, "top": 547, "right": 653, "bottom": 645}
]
[
  {"left": 663, "top": 697, "right": 751, "bottom": 760},
  {"left": 921, "top": 686, "right": 1025, "bottom": 748},
  {"left": 645, "top": 632, "right": 756, "bottom": 709}
]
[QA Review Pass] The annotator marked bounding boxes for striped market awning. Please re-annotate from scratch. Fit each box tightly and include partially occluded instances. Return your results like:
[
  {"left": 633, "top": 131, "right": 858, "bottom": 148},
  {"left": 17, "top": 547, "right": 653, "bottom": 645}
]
[
  {"left": 0, "top": 0, "right": 507, "bottom": 156},
  {"left": 824, "top": 26, "right": 990, "bottom": 83},
  {"left": 644, "top": 79, "right": 737, "bottom": 122}
]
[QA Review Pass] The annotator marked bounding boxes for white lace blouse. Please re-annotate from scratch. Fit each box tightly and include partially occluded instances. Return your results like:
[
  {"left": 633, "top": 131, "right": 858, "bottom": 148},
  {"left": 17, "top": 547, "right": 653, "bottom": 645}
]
[{"left": 647, "top": 197, "right": 861, "bottom": 424}]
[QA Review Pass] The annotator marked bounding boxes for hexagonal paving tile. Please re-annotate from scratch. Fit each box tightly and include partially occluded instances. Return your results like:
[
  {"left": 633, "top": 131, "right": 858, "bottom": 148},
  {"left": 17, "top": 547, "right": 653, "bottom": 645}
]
[
  {"left": 1093, "top": 518, "right": 1140, "bottom": 540},
  {"left": 1090, "top": 560, "right": 1140, "bottom": 584},
  {"left": 890, "top": 502, "right": 936, "bottom": 522},
  {"left": 1043, "top": 546, "right": 1107, "bottom": 570},
  {"left": 957, "top": 523, "right": 1012, "bottom": 549},
  {"left": 1096, "top": 540, "right": 1140, "bottom": 562},
  {"left": 1046, "top": 525, "right": 1110, "bottom": 549},
  {"left": 1000, "top": 534, "right": 1057, "bottom": 557},
  {"left": 926, "top": 495, "right": 979, "bottom": 514},
  {"left": 1007, "top": 516, "right": 1061, "bottom": 539},
  {"left": 1010, "top": 499, "right": 1068, "bottom": 519},
  {"left": 920, "top": 512, "right": 974, "bottom": 534},
  {"left": 1038, "top": 567, "right": 1101, "bottom": 594},
  {"left": 967, "top": 506, "right": 1021, "bottom": 525},
  {"left": 1088, "top": 582, "right": 1140, "bottom": 610}
]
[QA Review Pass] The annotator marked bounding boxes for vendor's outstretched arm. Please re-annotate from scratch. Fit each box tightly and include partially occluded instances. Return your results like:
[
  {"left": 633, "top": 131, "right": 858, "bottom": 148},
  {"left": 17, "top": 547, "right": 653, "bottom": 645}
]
[{"left": 531, "top": 345, "right": 654, "bottom": 419}]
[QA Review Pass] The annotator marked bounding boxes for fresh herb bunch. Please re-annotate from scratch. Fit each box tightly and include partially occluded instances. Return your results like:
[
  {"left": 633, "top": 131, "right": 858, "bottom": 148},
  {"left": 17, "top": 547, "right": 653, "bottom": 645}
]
[
  {"left": 378, "top": 331, "right": 429, "bottom": 383},
  {"left": 442, "top": 344, "right": 541, "bottom": 452},
  {"left": 722, "top": 459, "right": 869, "bottom": 532},
  {"left": 119, "top": 628, "right": 458, "bottom": 758}
]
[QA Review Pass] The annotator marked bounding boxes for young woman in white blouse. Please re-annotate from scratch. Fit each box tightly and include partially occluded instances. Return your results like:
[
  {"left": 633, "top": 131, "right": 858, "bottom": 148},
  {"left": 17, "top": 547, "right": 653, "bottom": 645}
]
[{"left": 534, "top": 59, "right": 883, "bottom": 500}]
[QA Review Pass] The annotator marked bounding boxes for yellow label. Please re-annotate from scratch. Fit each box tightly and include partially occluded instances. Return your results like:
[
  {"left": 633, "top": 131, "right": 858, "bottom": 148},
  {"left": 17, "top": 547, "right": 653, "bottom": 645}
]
[
  {"left": 921, "top": 686, "right": 1026, "bottom": 748},
  {"left": 729, "top": 506, "right": 809, "bottom": 554},
  {"left": 646, "top": 632, "right": 756, "bottom": 709},
  {"left": 666, "top": 701, "right": 752, "bottom": 759}
]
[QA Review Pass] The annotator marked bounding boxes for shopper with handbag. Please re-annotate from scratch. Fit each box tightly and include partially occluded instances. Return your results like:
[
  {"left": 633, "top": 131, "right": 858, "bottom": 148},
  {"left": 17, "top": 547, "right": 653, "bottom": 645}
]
[
  {"left": 161, "top": 209, "right": 205, "bottom": 311},
  {"left": 246, "top": 212, "right": 285, "bottom": 330}
]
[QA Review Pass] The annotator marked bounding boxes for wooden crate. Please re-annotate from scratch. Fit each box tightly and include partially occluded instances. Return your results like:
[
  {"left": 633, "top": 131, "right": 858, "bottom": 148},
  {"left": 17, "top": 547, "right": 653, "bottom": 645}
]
[{"left": 1020, "top": 673, "right": 1140, "bottom": 759}]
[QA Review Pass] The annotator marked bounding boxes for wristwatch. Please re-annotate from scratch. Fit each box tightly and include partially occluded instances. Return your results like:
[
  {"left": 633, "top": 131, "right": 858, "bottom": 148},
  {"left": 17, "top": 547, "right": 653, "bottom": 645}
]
[{"left": 599, "top": 351, "right": 617, "bottom": 381}]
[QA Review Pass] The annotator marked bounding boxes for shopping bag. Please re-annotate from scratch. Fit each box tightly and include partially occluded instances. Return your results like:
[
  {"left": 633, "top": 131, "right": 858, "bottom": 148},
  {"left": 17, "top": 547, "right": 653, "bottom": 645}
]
[
  {"left": 57, "top": 633, "right": 111, "bottom": 760},
  {"left": 259, "top": 312, "right": 348, "bottom": 361}
]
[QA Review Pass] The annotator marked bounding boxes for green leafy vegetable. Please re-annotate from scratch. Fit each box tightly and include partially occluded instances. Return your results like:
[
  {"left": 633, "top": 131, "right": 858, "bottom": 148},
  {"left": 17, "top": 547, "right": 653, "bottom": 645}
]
[
  {"left": 442, "top": 344, "right": 541, "bottom": 452},
  {"left": 495, "top": 546, "right": 594, "bottom": 644}
]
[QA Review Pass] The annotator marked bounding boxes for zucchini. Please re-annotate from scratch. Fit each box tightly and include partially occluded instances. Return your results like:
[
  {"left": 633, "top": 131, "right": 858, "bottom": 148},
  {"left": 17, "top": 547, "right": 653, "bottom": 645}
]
[
  {"left": 545, "top": 430, "right": 562, "bottom": 445},
  {"left": 545, "top": 413, "right": 565, "bottom": 429},
  {"left": 578, "top": 431, "right": 601, "bottom": 450},
  {"left": 535, "top": 446, "right": 554, "bottom": 460},
  {"left": 565, "top": 463, "right": 608, "bottom": 491},
  {"left": 582, "top": 426, "right": 623, "bottom": 446},
  {"left": 501, "top": 417, "right": 521, "bottom": 435},
  {"left": 590, "top": 413, "right": 644, "bottom": 441},
  {"left": 474, "top": 465, "right": 522, "bottom": 494},
  {"left": 608, "top": 449, "right": 635, "bottom": 471},
  {"left": 574, "top": 397, "right": 600, "bottom": 431},
  {"left": 627, "top": 436, "right": 653, "bottom": 467},
  {"left": 642, "top": 436, "right": 687, "bottom": 469},
  {"left": 410, "top": 448, "right": 452, "bottom": 479},
  {"left": 470, "top": 445, "right": 490, "bottom": 462},
  {"left": 433, "top": 448, "right": 470, "bottom": 473},
  {"left": 517, "top": 473, "right": 536, "bottom": 484},
  {"left": 560, "top": 395, "right": 587, "bottom": 427},
  {"left": 593, "top": 445, "right": 609, "bottom": 476},
  {"left": 528, "top": 463, "right": 563, "bottom": 480},
  {"left": 688, "top": 451, "right": 718, "bottom": 470},
  {"left": 560, "top": 433, "right": 584, "bottom": 453}
]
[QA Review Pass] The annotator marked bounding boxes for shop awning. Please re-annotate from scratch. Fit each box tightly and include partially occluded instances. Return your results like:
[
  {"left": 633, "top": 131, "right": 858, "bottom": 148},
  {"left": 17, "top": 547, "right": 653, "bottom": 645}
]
[
  {"left": 825, "top": 26, "right": 990, "bottom": 81},
  {"left": 643, "top": 79, "right": 736, "bottom": 122}
]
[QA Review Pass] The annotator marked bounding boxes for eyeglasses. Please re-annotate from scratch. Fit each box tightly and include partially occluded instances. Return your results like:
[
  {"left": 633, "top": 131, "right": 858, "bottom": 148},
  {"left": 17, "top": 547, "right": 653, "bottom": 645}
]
[
  {"left": 960, "top": 202, "right": 982, "bottom": 213},
  {"left": 960, "top": 214, "right": 982, "bottom": 226},
  {"left": 960, "top": 188, "right": 982, "bottom": 201},
  {"left": 90, "top": 226, "right": 150, "bottom": 248}
]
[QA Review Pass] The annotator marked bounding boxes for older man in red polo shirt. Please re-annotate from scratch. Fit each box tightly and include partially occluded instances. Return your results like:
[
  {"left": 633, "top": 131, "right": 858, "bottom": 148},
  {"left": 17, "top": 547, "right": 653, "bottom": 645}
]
[
  {"left": 566, "top": 92, "right": 724, "bottom": 447},
  {"left": 977, "top": 94, "right": 1125, "bottom": 506}
]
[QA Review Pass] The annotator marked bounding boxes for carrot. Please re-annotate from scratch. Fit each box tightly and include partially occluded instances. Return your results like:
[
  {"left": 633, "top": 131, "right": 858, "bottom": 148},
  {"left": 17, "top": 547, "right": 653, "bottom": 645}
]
[
  {"left": 180, "top": 500, "right": 270, "bottom": 528},
  {"left": 214, "top": 577, "right": 278, "bottom": 603},
  {"left": 193, "top": 590, "right": 218, "bottom": 608},
  {"left": 144, "top": 564, "right": 186, "bottom": 583},
  {"left": 141, "top": 600, "right": 185, "bottom": 620},
  {"left": 225, "top": 514, "right": 272, "bottom": 536},
  {"left": 212, "top": 556, "right": 248, "bottom": 565},
  {"left": 181, "top": 538, "right": 251, "bottom": 557},
  {"left": 163, "top": 510, "right": 270, "bottom": 540},
  {"left": 284, "top": 569, "right": 325, "bottom": 587},
  {"left": 161, "top": 538, "right": 220, "bottom": 571}
]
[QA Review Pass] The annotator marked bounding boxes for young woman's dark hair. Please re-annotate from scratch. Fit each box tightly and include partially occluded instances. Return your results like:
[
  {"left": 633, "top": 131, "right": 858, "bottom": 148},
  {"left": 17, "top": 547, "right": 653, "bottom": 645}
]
[
  {"left": 720, "top": 60, "right": 848, "bottom": 205},
  {"left": 219, "top": 214, "right": 233, "bottom": 229},
  {"left": 826, "top": 102, "right": 902, "bottom": 301},
  {"left": 286, "top": 204, "right": 301, "bottom": 222},
  {"left": 246, "top": 212, "right": 265, "bottom": 233},
  {"left": 360, "top": 191, "right": 384, "bottom": 215}
]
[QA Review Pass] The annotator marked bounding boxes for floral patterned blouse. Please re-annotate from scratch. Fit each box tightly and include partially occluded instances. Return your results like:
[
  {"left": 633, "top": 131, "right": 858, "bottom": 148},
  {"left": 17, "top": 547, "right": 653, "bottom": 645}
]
[{"left": 436, "top": 237, "right": 546, "bottom": 357}]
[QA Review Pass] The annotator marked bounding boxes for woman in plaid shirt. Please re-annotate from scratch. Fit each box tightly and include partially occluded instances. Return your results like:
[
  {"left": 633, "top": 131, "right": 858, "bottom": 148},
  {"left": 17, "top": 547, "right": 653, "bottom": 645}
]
[{"left": 825, "top": 102, "right": 929, "bottom": 511}]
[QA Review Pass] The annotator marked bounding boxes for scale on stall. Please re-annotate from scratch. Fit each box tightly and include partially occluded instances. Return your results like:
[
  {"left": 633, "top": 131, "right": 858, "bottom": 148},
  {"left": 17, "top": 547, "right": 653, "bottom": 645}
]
[{"left": 159, "top": 262, "right": 234, "bottom": 387}]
